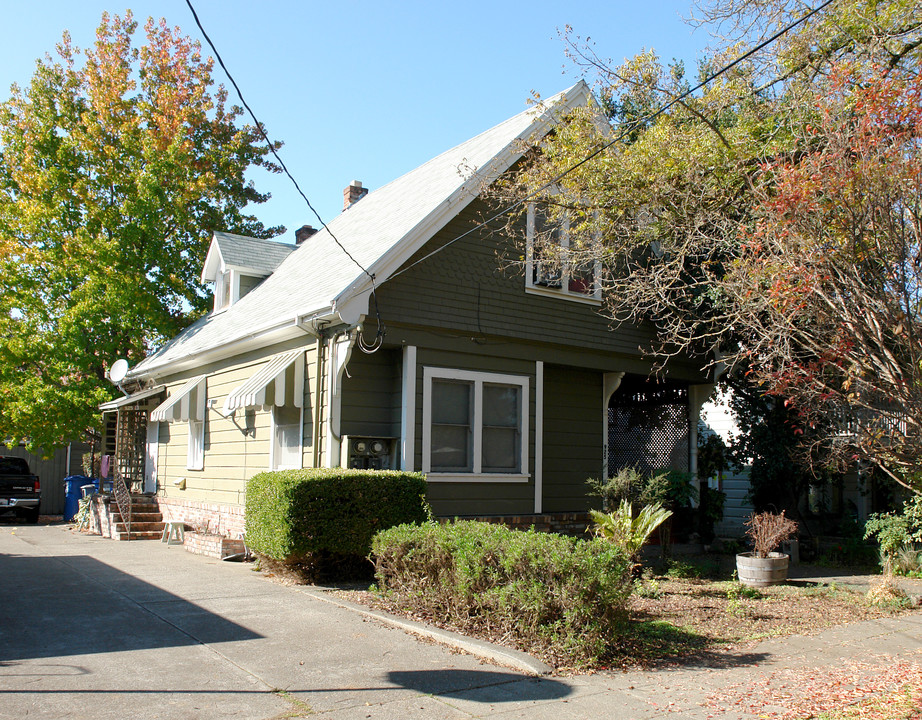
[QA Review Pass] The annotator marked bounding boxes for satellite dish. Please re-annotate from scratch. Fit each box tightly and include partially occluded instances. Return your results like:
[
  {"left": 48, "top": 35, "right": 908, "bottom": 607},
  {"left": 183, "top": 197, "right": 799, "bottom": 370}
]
[{"left": 108, "top": 359, "right": 129, "bottom": 384}]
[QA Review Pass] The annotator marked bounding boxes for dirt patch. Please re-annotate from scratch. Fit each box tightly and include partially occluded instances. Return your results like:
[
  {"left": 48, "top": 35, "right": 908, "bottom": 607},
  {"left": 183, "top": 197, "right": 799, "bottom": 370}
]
[{"left": 331, "top": 574, "right": 919, "bottom": 672}]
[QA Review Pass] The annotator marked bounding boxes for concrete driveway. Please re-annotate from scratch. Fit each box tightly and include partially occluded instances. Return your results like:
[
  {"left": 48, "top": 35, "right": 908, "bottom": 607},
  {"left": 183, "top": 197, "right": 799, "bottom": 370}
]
[
  {"left": 0, "top": 524, "right": 584, "bottom": 720},
  {"left": 2, "top": 523, "right": 921, "bottom": 719}
]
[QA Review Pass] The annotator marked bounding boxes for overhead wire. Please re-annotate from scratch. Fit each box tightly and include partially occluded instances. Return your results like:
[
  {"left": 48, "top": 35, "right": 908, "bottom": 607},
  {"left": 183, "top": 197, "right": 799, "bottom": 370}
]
[
  {"left": 185, "top": 0, "right": 835, "bottom": 349},
  {"left": 386, "top": 0, "right": 837, "bottom": 283},
  {"left": 183, "top": 0, "right": 385, "bottom": 352}
]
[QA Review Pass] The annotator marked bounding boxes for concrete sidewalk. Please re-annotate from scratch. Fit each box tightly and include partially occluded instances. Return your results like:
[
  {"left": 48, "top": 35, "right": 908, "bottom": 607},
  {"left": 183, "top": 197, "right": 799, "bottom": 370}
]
[{"left": 1, "top": 524, "right": 920, "bottom": 719}]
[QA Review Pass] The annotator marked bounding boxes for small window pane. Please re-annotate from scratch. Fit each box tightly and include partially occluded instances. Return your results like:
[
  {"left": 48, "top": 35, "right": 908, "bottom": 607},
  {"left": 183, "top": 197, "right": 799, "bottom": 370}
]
[
  {"left": 483, "top": 384, "right": 519, "bottom": 427},
  {"left": 432, "top": 380, "right": 471, "bottom": 425},
  {"left": 273, "top": 405, "right": 302, "bottom": 469},
  {"left": 482, "top": 427, "right": 519, "bottom": 472},
  {"left": 431, "top": 425, "right": 472, "bottom": 471}
]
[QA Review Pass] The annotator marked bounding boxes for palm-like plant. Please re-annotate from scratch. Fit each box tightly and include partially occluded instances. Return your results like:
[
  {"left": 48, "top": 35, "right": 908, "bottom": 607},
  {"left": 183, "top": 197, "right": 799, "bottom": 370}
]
[{"left": 590, "top": 500, "right": 673, "bottom": 560}]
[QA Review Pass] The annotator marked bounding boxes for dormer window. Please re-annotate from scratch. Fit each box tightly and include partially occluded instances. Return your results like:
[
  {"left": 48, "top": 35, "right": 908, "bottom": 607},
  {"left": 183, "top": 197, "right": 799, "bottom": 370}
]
[
  {"left": 525, "top": 200, "right": 601, "bottom": 303},
  {"left": 214, "top": 270, "right": 232, "bottom": 312},
  {"left": 200, "top": 231, "right": 297, "bottom": 313}
]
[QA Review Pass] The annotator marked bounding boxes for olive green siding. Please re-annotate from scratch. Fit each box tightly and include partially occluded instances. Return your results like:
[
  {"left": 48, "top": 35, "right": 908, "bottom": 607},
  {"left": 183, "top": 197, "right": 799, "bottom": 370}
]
[
  {"left": 340, "top": 348, "right": 402, "bottom": 440},
  {"left": 541, "top": 365, "right": 604, "bottom": 513},
  {"left": 375, "top": 197, "right": 703, "bottom": 379}
]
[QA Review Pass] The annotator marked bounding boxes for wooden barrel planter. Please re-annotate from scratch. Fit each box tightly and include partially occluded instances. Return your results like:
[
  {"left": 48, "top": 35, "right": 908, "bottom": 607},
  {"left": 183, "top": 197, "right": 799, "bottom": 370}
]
[{"left": 736, "top": 552, "right": 790, "bottom": 587}]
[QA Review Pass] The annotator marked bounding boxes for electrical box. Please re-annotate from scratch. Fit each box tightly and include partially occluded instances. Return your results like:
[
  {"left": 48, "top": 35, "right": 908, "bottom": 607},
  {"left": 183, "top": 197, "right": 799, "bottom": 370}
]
[{"left": 342, "top": 436, "right": 396, "bottom": 470}]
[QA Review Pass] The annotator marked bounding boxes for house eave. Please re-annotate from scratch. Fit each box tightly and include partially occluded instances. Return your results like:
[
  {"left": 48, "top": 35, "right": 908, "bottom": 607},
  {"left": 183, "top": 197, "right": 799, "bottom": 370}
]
[{"left": 126, "top": 307, "right": 342, "bottom": 382}]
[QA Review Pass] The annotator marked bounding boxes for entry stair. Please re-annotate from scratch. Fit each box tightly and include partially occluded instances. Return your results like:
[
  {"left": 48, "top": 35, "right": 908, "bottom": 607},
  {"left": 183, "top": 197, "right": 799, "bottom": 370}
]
[{"left": 109, "top": 494, "right": 166, "bottom": 541}]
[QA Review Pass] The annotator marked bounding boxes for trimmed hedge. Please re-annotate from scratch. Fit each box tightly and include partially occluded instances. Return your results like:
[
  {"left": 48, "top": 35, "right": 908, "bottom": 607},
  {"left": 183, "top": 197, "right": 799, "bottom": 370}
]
[
  {"left": 245, "top": 469, "right": 429, "bottom": 562},
  {"left": 371, "top": 520, "right": 633, "bottom": 665}
]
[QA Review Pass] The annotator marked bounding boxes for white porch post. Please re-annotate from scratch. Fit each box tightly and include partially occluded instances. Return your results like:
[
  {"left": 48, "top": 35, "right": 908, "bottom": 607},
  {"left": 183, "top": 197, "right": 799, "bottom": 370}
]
[
  {"left": 400, "top": 345, "right": 417, "bottom": 471},
  {"left": 534, "top": 361, "right": 544, "bottom": 514},
  {"left": 602, "top": 372, "right": 626, "bottom": 480},
  {"left": 688, "top": 383, "right": 716, "bottom": 503}
]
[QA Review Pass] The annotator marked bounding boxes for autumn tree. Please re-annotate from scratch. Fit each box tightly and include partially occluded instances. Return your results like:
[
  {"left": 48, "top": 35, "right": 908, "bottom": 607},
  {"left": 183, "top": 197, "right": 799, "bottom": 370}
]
[
  {"left": 497, "top": 0, "right": 922, "bottom": 492},
  {"left": 0, "top": 11, "right": 281, "bottom": 452}
]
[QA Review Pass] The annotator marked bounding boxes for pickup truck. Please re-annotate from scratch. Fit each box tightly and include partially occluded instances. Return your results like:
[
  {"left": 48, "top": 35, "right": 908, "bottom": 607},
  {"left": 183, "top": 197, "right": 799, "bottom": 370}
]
[{"left": 0, "top": 456, "right": 41, "bottom": 523}]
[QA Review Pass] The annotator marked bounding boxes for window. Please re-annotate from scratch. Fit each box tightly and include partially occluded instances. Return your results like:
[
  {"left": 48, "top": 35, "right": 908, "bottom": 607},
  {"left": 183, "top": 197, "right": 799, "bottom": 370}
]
[
  {"left": 272, "top": 404, "right": 303, "bottom": 470},
  {"left": 525, "top": 200, "right": 601, "bottom": 302},
  {"left": 423, "top": 367, "right": 529, "bottom": 481},
  {"left": 187, "top": 419, "right": 204, "bottom": 471}
]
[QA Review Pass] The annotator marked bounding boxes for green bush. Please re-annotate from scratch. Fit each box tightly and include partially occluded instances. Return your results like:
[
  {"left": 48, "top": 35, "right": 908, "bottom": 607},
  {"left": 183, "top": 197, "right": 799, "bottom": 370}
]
[
  {"left": 245, "top": 469, "right": 429, "bottom": 564},
  {"left": 371, "top": 520, "right": 633, "bottom": 665}
]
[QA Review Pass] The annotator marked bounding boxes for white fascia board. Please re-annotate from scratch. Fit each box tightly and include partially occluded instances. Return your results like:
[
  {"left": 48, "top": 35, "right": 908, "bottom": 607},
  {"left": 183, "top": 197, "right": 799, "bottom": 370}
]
[
  {"left": 200, "top": 237, "right": 224, "bottom": 283},
  {"left": 331, "top": 83, "right": 592, "bottom": 311}
]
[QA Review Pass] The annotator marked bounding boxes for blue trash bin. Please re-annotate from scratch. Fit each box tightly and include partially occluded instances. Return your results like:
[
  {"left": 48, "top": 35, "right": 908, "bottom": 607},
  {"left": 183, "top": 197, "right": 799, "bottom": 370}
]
[{"left": 63, "top": 475, "right": 91, "bottom": 521}]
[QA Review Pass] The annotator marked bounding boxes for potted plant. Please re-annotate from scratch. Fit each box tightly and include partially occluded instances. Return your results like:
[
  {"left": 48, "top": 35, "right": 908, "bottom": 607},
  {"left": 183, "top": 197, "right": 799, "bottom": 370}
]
[{"left": 736, "top": 511, "right": 799, "bottom": 587}]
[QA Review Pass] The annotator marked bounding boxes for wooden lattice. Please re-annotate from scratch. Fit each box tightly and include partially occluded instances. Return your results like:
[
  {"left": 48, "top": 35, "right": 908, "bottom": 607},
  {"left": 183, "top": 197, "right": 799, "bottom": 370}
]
[
  {"left": 115, "top": 408, "right": 148, "bottom": 491},
  {"left": 608, "top": 376, "right": 690, "bottom": 476}
]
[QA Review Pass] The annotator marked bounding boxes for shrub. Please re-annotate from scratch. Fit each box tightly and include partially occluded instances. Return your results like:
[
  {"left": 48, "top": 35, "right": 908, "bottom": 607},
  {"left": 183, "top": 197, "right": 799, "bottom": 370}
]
[
  {"left": 371, "top": 520, "right": 633, "bottom": 666},
  {"left": 744, "top": 510, "right": 798, "bottom": 558},
  {"left": 865, "top": 496, "right": 922, "bottom": 575},
  {"left": 245, "top": 469, "right": 429, "bottom": 570}
]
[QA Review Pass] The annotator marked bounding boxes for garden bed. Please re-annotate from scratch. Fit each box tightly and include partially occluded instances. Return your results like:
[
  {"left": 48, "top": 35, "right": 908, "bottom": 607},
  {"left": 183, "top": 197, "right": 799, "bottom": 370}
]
[{"left": 335, "top": 562, "right": 919, "bottom": 672}]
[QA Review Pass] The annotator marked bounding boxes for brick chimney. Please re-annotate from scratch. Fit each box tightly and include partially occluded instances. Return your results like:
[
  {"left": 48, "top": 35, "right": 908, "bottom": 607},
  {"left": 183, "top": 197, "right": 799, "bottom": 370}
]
[
  {"left": 295, "top": 224, "right": 318, "bottom": 245},
  {"left": 343, "top": 180, "right": 368, "bottom": 210}
]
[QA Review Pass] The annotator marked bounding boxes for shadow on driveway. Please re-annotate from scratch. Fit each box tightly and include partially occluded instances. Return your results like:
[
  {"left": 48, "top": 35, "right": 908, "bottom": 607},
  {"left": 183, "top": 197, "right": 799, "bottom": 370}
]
[{"left": 0, "top": 553, "right": 261, "bottom": 663}]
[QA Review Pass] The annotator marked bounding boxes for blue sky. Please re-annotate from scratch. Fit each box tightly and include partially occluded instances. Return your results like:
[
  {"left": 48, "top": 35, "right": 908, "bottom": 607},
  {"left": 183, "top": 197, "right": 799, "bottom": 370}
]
[{"left": 2, "top": 1, "right": 710, "bottom": 242}]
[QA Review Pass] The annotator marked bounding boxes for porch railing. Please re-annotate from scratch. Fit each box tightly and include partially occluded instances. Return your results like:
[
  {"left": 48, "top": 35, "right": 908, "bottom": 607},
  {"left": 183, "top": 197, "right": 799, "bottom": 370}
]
[{"left": 113, "top": 474, "right": 132, "bottom": 540}]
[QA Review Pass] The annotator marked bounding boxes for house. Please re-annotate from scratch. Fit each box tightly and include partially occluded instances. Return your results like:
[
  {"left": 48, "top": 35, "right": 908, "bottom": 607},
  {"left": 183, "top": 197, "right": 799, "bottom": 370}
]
[{"left": 101, "top": 81, "right": 714, "bottom": 540}]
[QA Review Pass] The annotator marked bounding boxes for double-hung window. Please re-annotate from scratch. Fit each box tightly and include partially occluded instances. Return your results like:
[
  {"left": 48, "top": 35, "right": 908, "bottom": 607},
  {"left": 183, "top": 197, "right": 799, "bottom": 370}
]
[
  {"left": 525, "top": 199, "right": 602, "bottom": 302},
  {"left": 422, "top": 367, "right": 529, "bottom": 482}
]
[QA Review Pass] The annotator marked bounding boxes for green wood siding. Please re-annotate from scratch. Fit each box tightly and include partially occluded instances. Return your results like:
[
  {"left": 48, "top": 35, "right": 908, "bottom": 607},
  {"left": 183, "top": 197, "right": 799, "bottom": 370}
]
[
  {"left": 375, "top": 197, "right": 704, "bottom": 379},
  {"left": 340, "top": 348, "right": 402, "bottom": 439},
  {"left": 542, "top": 365, "right": 604, "bottom": 513}
]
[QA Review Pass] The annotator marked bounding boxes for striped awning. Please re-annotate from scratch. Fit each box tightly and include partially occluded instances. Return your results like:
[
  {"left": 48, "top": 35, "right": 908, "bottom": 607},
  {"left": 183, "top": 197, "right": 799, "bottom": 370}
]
[
  {"left": 223, "top": 350, "right": 304, "bottom": 414},
  {"left": 150, "top": 375, "right": 207, "bottom": 423},
  {"left": 99, "top": 385, "right": 165, "bottom": 412}
]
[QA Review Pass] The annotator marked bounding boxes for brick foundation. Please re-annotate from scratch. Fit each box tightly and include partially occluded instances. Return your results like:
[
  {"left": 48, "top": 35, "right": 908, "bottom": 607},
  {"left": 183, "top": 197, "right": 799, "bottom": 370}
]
[
  {"left": 450, "top": 512, "right": 593, "bottom": 538},
  {"left": 157, "top": 496, "right": 245, "bottom": 539},
  {"left": 183, "top": 531, "right": 247, "bottom": 560}
]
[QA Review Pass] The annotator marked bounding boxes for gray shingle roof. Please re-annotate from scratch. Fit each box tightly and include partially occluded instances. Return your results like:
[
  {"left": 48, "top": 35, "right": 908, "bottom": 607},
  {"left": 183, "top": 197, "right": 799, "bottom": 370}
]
[
  {"left": 203, "top": 232, "right": 296, "bottom": 280},
  {"left": 131, "top": 82, "right": 591, "bottom": 378}
]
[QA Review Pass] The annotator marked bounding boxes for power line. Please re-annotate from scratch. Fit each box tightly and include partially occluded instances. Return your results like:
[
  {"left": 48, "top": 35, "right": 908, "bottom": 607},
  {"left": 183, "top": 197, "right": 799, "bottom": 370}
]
[
  {"left": 388, "top": 0, "right": 837, "bottom": 282},
  {"left": 183, "top": 0, "right": 384, "bottom": 352}
]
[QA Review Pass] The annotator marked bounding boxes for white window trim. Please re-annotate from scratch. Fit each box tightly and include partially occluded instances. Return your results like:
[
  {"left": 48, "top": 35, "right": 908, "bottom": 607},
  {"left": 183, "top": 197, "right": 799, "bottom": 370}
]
[
  {"left": 422, "top": 367, "right": 529, "bottom": 483},
  {"left": 270, "top": 404, "right": 304, "bottom": 471},
  {"left": 525, "top": 201, "right": 602, "bottom": 304},
  {"left": 187, "top": 418, "right": 204, "bottom": 471}
]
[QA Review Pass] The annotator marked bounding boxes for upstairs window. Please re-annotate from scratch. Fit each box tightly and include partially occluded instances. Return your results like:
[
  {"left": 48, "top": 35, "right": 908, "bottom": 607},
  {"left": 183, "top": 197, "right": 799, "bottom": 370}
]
[{"left": 525, "top": 200, "right": 601, "bottom": 302}]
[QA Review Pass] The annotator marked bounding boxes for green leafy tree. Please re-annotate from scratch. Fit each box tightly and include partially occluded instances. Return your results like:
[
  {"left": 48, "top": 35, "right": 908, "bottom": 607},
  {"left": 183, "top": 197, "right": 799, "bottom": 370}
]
[
  {"left": 495, "top": 0, "right": 922, "bottom": 493},
  {"left": 0, "top": 11, "right": 282, "bottom": 452}
]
